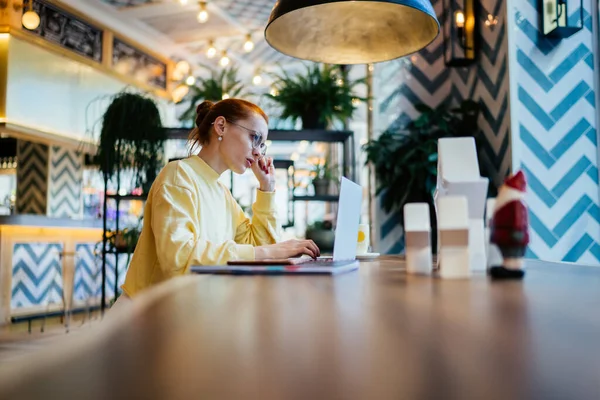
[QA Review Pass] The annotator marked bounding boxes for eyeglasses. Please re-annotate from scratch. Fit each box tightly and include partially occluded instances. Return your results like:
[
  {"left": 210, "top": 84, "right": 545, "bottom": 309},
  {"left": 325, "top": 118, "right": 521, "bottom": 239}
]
[{"left": 225, "top": 119, "right": 267, "bottom": 155}]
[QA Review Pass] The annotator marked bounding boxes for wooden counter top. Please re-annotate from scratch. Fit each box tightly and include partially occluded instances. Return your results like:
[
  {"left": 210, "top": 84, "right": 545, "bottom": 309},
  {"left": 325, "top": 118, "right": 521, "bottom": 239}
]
[
  {"left": 0, "top": 215, "right": 102, "bottom": 229},
  {"left": 0, "top": 258, "right": 599, "bottom": 399}
]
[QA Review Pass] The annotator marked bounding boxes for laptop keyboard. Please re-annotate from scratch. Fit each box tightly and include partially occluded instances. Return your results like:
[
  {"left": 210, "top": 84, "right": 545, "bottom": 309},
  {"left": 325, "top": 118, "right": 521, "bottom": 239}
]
[{"left": 305, "top": 259, "right": 356, "bottom": 267}]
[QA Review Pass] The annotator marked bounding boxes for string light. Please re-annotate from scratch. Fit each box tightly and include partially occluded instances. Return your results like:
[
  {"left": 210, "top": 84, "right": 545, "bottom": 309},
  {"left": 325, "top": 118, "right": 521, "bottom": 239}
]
[
  {"left": 206, "top": 40, "right": 216, "bottom": 58},
  {"left": 219, "top": 50, "right": 230, "bottom": 67},
  {"left": 185, "top": 75, "right": 196, "bottom": 86},
  {"left": 22, "top": 0, "right": 40, "bottom": 30},
  {"left": 252, "top": 74, "right": 262, "bottom": 85},
  {"left": 244, "top": 33, "right": 254, "bottom": 52},
  {"left": 197, "top": 1, "right": 208, "bottom": 23},
  {"left": 222, "top": 93, "right": 230, "bottom": 100}
]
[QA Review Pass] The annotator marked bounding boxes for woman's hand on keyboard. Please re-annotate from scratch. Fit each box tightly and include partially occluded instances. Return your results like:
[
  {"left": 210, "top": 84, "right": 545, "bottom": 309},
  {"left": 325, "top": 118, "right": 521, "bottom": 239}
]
[{"left": 255, "top": 240, "right": 321, "bottom": 260}]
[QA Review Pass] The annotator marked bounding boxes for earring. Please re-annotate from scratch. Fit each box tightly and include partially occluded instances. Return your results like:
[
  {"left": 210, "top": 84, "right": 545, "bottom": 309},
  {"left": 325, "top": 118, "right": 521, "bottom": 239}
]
[{"left": 218, "top": 136, "right": 223, "bottom": 141}]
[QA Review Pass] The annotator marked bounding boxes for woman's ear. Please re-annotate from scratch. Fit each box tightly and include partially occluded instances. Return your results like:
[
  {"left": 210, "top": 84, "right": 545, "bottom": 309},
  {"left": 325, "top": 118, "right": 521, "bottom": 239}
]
[{"left": 213, "top": 116, "right": 226, "bottom": 135}]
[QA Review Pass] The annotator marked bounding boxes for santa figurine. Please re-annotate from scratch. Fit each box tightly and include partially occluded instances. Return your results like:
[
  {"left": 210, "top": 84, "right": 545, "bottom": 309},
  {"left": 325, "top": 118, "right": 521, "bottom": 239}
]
[{"left": 489, "top": 170, "right": 529, "bottom": 279}]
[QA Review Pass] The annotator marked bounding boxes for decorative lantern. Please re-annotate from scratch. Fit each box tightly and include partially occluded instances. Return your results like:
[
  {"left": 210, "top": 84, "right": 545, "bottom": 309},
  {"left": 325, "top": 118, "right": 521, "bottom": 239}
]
[{"left": 443, "top": 0, "right": 477, "bottom": 67}]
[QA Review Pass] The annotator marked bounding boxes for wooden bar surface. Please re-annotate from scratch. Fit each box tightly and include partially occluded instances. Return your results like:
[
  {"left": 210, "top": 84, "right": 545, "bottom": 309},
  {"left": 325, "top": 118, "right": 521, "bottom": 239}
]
[{"left": 0, "top": 258, "right": 599, "bottom": 399}]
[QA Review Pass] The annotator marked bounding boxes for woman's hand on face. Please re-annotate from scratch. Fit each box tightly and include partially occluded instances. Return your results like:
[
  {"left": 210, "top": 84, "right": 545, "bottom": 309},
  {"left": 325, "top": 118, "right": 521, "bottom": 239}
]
[
  {"left": 252, "top": 156, "right": 276, "bottom": 192},
  {"left": 255, "top": 239, "right": 321, "bottom": 260}
]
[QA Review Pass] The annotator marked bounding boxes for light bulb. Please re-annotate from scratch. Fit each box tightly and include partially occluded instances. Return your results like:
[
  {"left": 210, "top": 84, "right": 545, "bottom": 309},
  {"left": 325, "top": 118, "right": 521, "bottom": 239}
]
[
  {"left": 219, "top": 52, "right": 230, "bottom": 67},
  {"left": 207, "top": 46, "right": 216, "bottom": 58},
  {"left": 222, "top": 93, "right": 230, "bottom": 100},
  {"left": 198, "top": 10, "right": 208, "bottom": 23},
  {"left": 252, "top": 74, "right": 262, "bottom": 85},
  {"left": 197, "top": 2, "right": 208, "bottom": 23},
  {"left": 244, "top": 34, "right": 254, "bottom": 52},
  {"left": 22, "top": 11, "right": 40, "bottom": 30},
  {"left": 455, "top": 11, "right": 465, "bottom": 28},
  {"left": 179, "top": 0, "right": 188, "bottom": 4},
  {"left": 185, "top": 75, "right": 196, "bottom": 86}
]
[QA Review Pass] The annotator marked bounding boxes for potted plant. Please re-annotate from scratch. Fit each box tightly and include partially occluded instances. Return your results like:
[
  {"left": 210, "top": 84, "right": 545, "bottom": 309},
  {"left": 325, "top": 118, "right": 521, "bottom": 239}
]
[
  {"left": 310, "top": 158, "right": 338, "bottom": 196},
  {"left": 97, "top": 91, "right": 166, "bottom": 194},
  {"left": 264, "top": 63, "right": 367, "bottom": 129},
  {"left": 305, "top": 220, "right": 335, "bottom": 252},
  {"left": 178, "top": 65, "right": 245, "bottom": 127},
  {"left": 363, "top": 99, "right": 493, "bottom": 251}
]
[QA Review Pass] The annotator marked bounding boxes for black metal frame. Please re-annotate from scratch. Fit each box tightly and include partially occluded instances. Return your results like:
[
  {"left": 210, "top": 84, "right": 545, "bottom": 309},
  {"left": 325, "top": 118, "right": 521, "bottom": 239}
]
[
  {"left": 443, "top": 0, "right": 479, "bottom": 67},
  {"left": 540, "top": 0, "right": 583, "bottom": 38}
]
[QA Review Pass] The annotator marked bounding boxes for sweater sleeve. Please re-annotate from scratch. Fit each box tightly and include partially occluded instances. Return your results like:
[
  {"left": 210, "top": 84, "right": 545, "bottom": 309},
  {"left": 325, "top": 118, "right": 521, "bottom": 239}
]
[
  {"left": 151, "top": 183, "right": 255, "bottom": 274},
  {"left": 233, "top": 190, "right": 280, "bottom": 246}
]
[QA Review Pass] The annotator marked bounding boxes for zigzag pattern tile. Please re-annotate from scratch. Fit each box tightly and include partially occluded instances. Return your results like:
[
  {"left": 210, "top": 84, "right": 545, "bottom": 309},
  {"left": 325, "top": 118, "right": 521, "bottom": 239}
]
[
  {"left": 374, "top": 0, "right": 450, "bottom": 254},
  {"left": 73, "top": 243, "right": 130, "bottom": 304},
  {"left": 11, "top": 243, "right": 63, "bottom": 309},
  {"left": 451, "top": 0, "right": 511, "bottom": 188},
  {"left": 16, "top": 141, "right": 48, "bottom": 215},
  {"left": 513, "top": 1, "right": 600, "bottom": 264},
  {"left": 375, "top": 0, "right": 509, "bottom": 254},
  {"left": 48, "top": 146, "right": 83, "bottom": 218},
  {"left": 105, "top": 253, "right": 130, "bottom": 300},
  {"left": 74, "top": 243, "right": 101, "bottom": 303}
]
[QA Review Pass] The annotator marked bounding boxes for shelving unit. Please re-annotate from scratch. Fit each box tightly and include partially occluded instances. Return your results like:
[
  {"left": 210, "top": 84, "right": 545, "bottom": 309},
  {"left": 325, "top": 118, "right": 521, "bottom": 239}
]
[{"left": 100, "top": 139, "right": 150, "bottom": 314}]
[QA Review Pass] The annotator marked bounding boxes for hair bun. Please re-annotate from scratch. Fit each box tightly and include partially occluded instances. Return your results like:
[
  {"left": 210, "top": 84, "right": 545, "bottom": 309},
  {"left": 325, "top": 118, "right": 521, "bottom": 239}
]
[{"left": 195, "top": 100, "right": 215, "bottom": 127}]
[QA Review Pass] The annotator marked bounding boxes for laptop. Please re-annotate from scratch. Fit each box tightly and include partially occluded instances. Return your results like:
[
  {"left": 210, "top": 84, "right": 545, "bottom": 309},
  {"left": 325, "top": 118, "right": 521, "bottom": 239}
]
[{"left": 226, "top": 176, "right": 363, "bottom": 268}]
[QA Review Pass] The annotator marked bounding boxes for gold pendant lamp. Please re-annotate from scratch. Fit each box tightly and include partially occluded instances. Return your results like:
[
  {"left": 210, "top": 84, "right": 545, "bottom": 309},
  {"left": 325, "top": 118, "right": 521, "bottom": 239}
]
[{"left": 265, "top": 0, "right": 440, "bottom": 64}]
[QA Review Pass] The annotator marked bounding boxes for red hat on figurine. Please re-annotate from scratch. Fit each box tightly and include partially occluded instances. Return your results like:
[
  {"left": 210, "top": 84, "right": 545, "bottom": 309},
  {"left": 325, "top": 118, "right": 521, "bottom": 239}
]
[{"left": 504, "top": 170, "right": 526, "bottom": 192}]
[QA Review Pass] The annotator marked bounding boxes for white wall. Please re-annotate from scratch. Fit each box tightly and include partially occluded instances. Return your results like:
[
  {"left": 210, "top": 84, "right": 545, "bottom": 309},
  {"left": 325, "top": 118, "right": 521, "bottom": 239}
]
[{"left": 6, "top": 36, "right": 177, "bottom": 144}]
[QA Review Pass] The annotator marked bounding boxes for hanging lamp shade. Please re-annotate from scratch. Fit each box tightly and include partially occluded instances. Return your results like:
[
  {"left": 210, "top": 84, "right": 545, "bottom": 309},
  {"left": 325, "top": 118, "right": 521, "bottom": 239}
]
[{"left": 264, "top": 0, "right": 440, "bottom": 64}]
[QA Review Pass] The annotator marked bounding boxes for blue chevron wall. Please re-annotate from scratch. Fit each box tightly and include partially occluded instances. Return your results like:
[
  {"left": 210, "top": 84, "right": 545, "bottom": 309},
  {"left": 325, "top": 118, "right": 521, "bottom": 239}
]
[
  {"left": 11, "top": 243, "right": 63, "bottom": 310},
  {"left": 373, "top": 0, "right": 510, "bottom": 254},
  {"left": 16, "top": 141, "right": 48, "bottom": 215},
  {"left": 509, "top": 0, "right": 600, "bottom": 264},
  {"left": 74, "top": 243, "right": 129, "bottom": 304},
  {"left": 48, "top": 146, "right": 83, "bottom": 218}
]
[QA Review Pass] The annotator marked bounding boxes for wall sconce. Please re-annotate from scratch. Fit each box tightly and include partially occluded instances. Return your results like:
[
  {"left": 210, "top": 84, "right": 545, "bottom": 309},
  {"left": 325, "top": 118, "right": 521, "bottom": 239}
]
[
  {"left": 541, "top": 0, "right": 582, "bottom": 38},
  {"left": 443, "top": 0, "right": 477, "bottom": 67}
]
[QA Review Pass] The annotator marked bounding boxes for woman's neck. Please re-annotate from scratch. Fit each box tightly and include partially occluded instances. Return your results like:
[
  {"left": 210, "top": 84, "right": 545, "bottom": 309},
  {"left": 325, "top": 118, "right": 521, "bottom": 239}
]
[{"left": 198, "top": 145, "right": 227, "bottom": 175}]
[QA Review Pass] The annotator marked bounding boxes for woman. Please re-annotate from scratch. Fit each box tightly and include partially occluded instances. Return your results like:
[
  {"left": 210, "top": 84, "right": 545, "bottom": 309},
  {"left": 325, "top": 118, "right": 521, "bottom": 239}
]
[{"left": 120, "top": 98, "right": 320, "bottom": 299}]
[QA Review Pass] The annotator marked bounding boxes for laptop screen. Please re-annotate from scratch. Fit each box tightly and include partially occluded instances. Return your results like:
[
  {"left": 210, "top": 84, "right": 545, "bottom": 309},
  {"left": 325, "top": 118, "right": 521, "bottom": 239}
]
[{"left": 332, "top": 177, "right": 363, "bottom": 261}]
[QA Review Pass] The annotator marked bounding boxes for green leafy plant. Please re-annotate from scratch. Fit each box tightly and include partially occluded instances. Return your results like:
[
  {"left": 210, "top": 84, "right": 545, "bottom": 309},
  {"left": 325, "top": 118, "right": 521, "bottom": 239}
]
[
  {"left": 97, "top": 91, "right": 166, "bottom": 194},
  {"left": 178, "top": 65, "right": 245, "bottom": 127},
  {"left": 310, "top": 157, "right": 338, "bottom": 195},
  {"left": 307, "top": 220, "right": 333, "bottom": 231},
  {"left": 264, "top": 63, "right": 367, "bottom": 129},
  {"left": 363, "top": 100, "right": 487, "bottom": 228}
]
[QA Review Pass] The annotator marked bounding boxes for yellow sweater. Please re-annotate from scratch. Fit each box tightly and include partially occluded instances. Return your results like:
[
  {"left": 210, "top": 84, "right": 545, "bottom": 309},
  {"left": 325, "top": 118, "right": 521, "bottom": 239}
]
[{"left": 122, "top": 155, "right": 279, "bottom": 297}]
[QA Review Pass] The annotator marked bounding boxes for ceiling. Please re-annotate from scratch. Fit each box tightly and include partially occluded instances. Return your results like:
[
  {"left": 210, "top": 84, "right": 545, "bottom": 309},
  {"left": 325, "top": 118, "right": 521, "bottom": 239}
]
[{"left": 95, "top": 0, "right": 300, "bottom": 73}]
